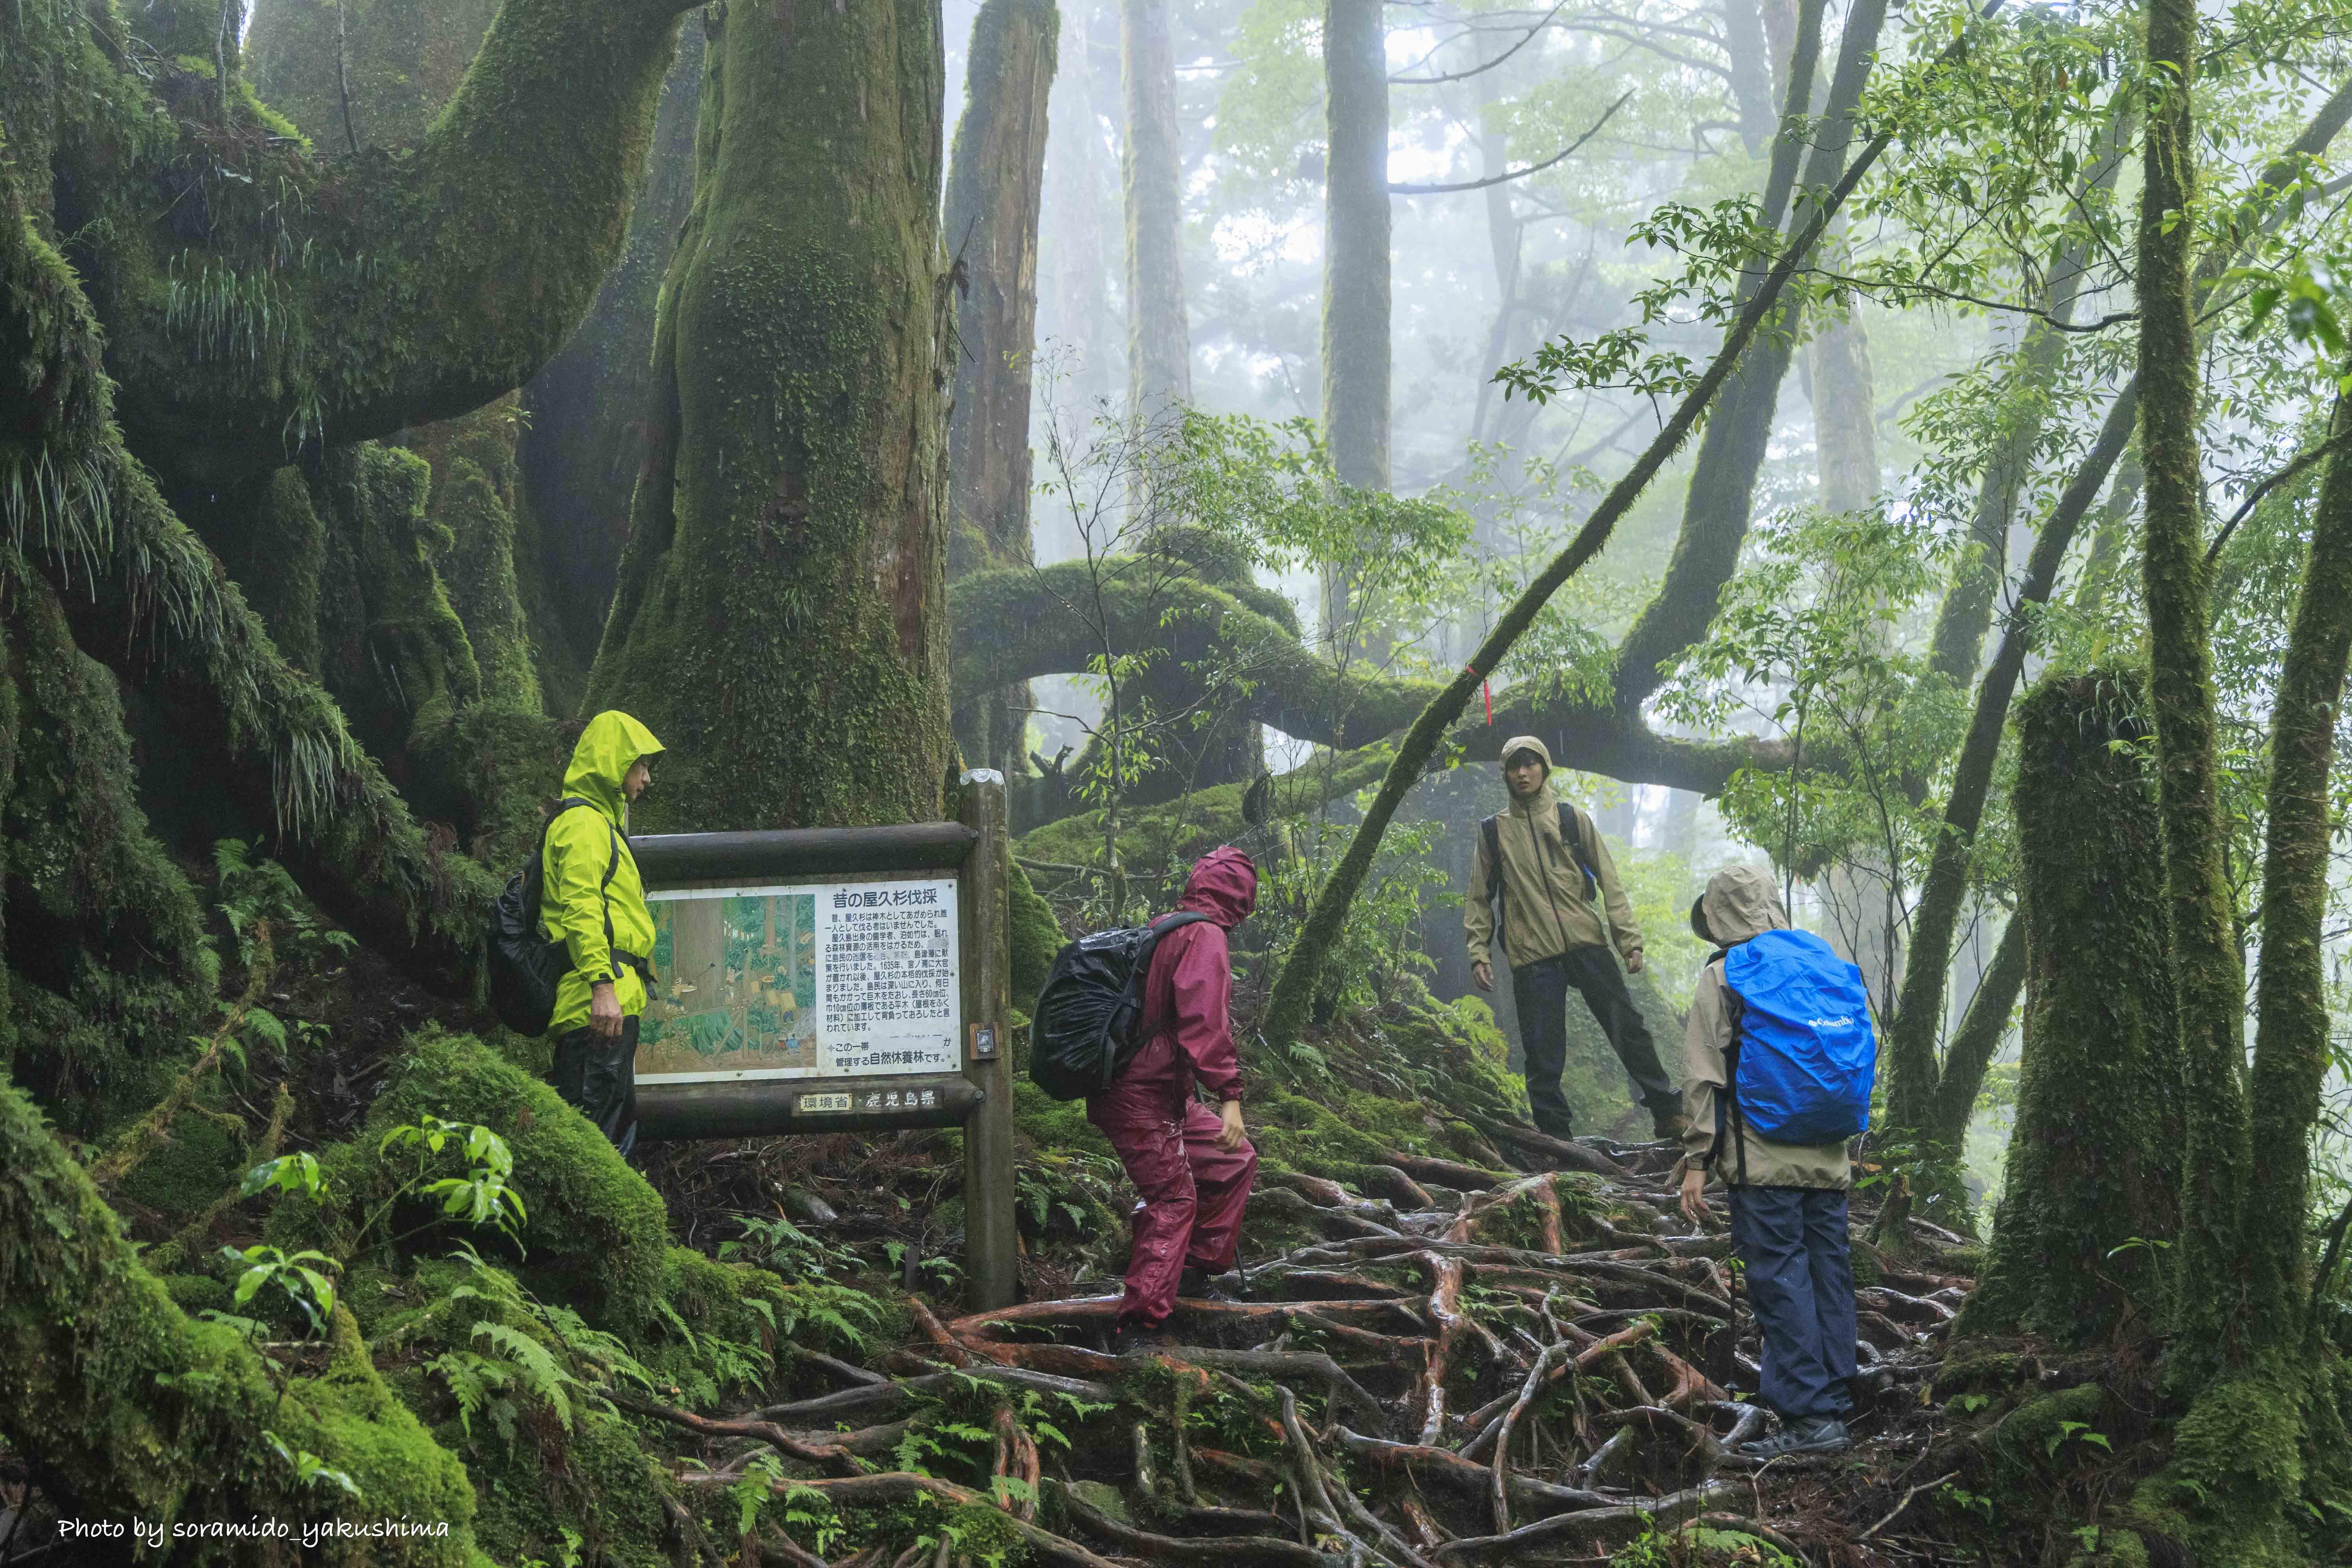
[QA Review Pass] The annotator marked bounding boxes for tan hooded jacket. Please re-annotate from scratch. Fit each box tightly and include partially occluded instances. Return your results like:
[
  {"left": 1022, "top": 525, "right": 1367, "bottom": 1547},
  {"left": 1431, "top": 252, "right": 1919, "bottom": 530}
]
[
  {"left": 1463, "top": 735, "right": 1643, "bottom": 969},
  {"left": 1681, "top": 864, "right": 1852, "bottom": 1191}
]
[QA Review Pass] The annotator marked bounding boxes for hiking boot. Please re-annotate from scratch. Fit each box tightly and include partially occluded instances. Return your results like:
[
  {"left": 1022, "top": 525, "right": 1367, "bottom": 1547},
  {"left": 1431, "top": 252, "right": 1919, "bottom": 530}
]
[
  {"left": 1177, "top": 1265, "right": 1234, "bottom": 1302},
  {"left": 1110, "top": 1321, "right": 1180, "bottom": 1357},
  {"left": 1738, "top": 1415, "right": 1850, "bottom": 1459}
]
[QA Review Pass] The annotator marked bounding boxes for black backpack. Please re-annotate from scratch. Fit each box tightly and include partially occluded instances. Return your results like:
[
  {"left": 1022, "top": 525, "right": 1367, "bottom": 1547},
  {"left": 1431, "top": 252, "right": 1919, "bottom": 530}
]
[
  {"left": 488, "top": 798, "right": 621, "bottom": 1037},
  {"left": 1480, "top": 803, "right": 1601, "bottom": 945},
  {"left": 1028, "top": 913, "right": 1211, "bottom": 1100}
]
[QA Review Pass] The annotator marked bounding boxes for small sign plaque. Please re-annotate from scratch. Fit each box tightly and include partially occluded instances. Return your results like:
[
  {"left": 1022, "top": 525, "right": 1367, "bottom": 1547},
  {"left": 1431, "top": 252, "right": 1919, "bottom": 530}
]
[{"left": 798, "top": 1092, "right": 854, "bottom": 1113}]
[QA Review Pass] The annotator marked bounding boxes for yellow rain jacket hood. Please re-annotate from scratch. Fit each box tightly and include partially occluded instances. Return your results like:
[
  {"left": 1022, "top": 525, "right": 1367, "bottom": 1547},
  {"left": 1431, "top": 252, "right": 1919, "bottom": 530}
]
[
  {"left": 541, "top": 711, "right": 665, "bottom": 1036},
  {"left": 1679, "top": 865, "right": 1851, "bottom": 1190}
]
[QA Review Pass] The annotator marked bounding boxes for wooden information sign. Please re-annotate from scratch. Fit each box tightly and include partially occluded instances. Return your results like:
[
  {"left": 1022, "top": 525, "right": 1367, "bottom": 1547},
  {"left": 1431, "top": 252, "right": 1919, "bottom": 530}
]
[{"left": 626, "top": 773, "right": 1016, "bottom": 1310}]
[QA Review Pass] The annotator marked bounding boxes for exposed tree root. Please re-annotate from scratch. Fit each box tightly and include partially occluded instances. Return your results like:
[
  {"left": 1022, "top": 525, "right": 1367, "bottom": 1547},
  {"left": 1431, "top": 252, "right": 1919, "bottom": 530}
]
[{"left": 625, "top": 1138, "right": 1987, "bottom": 1568}]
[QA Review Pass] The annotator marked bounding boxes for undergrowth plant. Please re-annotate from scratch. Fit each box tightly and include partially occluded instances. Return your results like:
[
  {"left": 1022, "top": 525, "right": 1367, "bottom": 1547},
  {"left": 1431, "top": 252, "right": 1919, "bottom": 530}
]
[{"left": 380, "top": 1245, "right": 657, "bottom": 1452}]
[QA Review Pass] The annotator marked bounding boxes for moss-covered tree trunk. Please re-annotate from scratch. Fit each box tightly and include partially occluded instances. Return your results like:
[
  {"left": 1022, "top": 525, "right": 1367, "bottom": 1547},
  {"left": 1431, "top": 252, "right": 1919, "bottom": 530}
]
[
  {"left": 1120, "top": 0, "right": 1189, "bottom": 415},
  {"left": 2134, "top": 0, "right": 2249, "bottom": 1381},
  {"left": 945, "top": 0, "right": 1058, "bottom": 778},
  {"left": 519, "top": 15, "right": 708, "bottom": 709},
  {"left": 2241, "top": 397, "right": 2352, "bottom": 1343},
  {"left": 586, "top": 0, "right": 954, "bottom": 832},
  {"left": 1958, "top": 673, "right": 2179, "bottom": 1345}
]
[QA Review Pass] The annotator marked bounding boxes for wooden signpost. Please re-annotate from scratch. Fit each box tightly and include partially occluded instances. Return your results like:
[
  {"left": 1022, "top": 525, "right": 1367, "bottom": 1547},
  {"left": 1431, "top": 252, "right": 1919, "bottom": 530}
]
[{"left": 627, "top": 772, "right": 1016, "bottom": 1311}]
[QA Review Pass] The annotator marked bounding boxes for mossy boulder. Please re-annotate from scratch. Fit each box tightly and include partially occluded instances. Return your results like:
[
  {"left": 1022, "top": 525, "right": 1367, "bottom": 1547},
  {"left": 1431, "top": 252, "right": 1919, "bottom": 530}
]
[
  {"left": 1, "top": 1080, "right": 484, "bottom": 1560},
  {"left": 267, "top": 1026, "right": 672, "bottom": 1332},
  {"left": 2126, "top": 1368, "right": 2347, "bottom": 1567},
  {"left": 461, "top": 1403, "right": 672, "bottom": 1568}
]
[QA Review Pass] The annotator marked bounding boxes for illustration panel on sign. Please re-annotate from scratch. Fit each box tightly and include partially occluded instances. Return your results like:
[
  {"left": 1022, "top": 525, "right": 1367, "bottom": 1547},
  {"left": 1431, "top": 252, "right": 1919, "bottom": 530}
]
[
  {"left": 636, "top": 878, "right": 959, "bottom": 1083},
  {"left": 638, "top": 893, "right": 817, "bottom": 1076}
]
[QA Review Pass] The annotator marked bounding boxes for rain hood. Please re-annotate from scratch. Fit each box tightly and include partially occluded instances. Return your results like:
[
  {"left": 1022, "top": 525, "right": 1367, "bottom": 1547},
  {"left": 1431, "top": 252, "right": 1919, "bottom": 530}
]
[
  {"left": 1177, "top": 846, "right": 1258, "bottom": 929},
  {"left": 563, "top": 710, "right": 665, "bottom": 830},
  {"left": 1693, "top": 863, "right": 1790, "bottom": 948}
]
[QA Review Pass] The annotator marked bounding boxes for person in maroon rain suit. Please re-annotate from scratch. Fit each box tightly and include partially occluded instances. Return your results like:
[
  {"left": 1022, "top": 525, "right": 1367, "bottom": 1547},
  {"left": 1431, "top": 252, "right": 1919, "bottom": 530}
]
[{"left": 1087, "top": 846, "right": 1260, "bottom": 1354}]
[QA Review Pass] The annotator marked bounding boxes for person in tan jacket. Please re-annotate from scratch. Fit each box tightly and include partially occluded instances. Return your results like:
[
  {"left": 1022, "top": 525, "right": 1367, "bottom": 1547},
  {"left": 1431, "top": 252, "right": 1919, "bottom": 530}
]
[
  {"left": 1465, "top": 735, "right": 1683, "bottom": 1141},
  {"left": 1677, "top": 864, "right": 1856, "bottom": 1458}
]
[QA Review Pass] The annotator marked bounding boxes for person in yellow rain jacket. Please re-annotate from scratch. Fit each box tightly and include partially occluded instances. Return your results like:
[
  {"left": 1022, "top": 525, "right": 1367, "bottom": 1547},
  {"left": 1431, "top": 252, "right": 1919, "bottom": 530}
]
[{"left": 543, "top": 711, "right": 664, "bottom": 1156}]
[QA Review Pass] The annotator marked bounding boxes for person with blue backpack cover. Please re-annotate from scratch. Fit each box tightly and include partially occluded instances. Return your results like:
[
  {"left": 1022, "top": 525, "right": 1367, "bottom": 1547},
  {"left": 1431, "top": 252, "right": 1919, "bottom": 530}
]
[{"left": 1676, "top": 864, "right": 1877, "bottom": 1458}]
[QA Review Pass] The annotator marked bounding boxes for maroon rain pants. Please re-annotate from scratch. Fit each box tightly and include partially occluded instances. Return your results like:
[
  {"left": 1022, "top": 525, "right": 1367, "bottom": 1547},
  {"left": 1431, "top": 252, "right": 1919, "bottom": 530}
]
[{"left": 1088, "top": 1096, "right": 1258, "bottom": 1328}]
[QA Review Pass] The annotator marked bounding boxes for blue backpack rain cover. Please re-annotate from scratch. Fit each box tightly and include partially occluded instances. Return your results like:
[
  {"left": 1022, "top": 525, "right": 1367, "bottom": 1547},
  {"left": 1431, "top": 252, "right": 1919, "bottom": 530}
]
[{"left": 1722, "top": 929, "right": 1876, "bottom": 1144}]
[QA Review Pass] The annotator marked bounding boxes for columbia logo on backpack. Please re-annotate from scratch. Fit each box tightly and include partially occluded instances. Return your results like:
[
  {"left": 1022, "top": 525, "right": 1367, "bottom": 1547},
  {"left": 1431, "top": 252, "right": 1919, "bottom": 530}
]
[{"left": 1722, "top": 928, "right": 1877, "bottom": 1147}]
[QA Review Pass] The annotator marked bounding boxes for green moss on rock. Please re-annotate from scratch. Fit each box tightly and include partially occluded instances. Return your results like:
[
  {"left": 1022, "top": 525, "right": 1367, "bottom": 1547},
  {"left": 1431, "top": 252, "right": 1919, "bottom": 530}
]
[
  {"left": 2127, "top": 1369, "right": 2337, "bottom": 1568},
  {"left": 0, "top": 1079, "right": 485, "bottom": 1560},
  {"left": 269, "top": 1026, "right": 673, "bottom": 1332}
]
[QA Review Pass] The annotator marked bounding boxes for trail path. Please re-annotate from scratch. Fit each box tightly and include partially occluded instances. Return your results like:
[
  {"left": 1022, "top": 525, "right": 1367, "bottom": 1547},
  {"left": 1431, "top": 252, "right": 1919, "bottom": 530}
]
[{"left": 642, "top": 1132, "right": 1975, "bottom": 1566}]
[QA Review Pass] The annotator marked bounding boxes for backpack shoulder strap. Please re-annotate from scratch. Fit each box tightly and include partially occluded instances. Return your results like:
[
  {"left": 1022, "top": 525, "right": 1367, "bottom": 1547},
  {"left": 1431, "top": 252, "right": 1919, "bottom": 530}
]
[
  {"left": 1719, "top": 969, "right": 1749, "bottom": 1187},
  {"left": 597, "top": 818, "right": 621, "bottom": 975},
  {"left": 1479, "top": 815, "right": 1507, "bottom": 947},
  {"left": 1142, "top": 910, "right": 1212, "bottom": 951},
  {"left": 1558, "top": 803, "right": 1600, "bottom": 901},
  {"left": 543, "top": 800, "right": 625, "bottom": 983}
]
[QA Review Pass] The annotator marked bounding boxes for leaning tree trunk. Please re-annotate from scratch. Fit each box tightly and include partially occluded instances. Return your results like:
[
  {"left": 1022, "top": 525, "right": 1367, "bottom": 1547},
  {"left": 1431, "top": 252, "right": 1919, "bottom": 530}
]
[
  {"left": 1119, "top": 0, "right": 1190, "bottom": 416},
  {"left": 1957, "top": 673, "right": 2180, "bottom": 1346},
  {"left": 1610, "top": 0, "right": 1864, "bottom": 709},
  {"left": 585, "top": 0, "right": 955, "bottom": 831},
  {"left": 945, "top": 0, "right": 1059, "bottom": 779}
]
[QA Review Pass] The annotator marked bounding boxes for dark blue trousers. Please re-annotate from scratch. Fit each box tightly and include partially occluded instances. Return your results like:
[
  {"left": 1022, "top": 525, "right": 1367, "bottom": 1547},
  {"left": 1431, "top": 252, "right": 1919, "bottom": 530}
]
[{"left": 1729, "top": 1185, "right": 1856, "bottom": 1421}]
